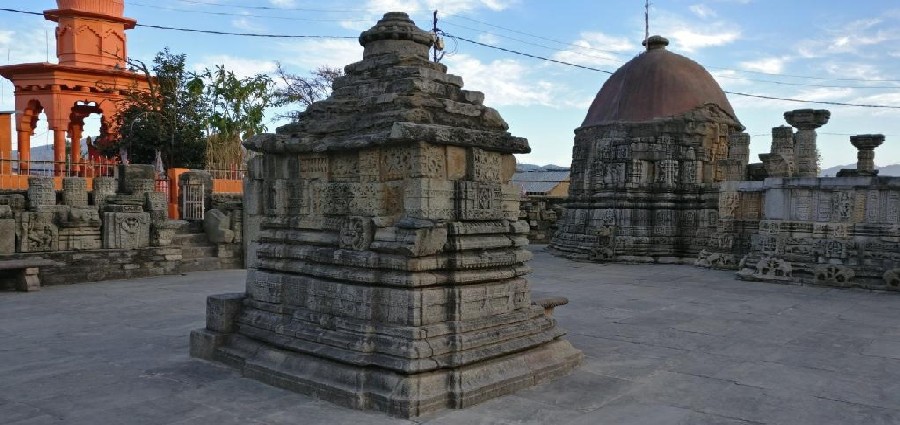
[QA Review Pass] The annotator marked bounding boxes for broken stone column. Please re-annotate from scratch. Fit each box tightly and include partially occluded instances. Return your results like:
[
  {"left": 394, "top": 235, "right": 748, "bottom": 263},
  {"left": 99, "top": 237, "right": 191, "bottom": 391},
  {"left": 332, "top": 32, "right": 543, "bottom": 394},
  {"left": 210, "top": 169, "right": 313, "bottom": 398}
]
[
  {"left": 62, "top": 177, "right": 88, "bottom": 207},
  {"left": 851, "top": 134, "right": 884, "bottom": 176},
  {"left": 784, "top": 109, "right": 830, "bottom": 178},
  {"left": 191, "top": 12, "right": 581, "bottom": 418},
  {"left": 27, "top": 177, "right": 56, "bottom": 210},
  {"left": 93, "top": 176, "right": 117, "bottom": 209}
]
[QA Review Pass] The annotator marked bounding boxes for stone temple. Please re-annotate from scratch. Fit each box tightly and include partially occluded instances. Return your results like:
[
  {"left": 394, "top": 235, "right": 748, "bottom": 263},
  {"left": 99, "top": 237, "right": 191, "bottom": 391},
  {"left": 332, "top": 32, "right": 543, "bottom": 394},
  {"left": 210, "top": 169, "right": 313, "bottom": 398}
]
[
  {"left": 191, "top": 12, "right": 581, "bottom": 418},
  {"left": 552, "top": 34, "right": 900, "bottom": 290},
  {"left": 551, "top": 35, "right": 749, "bottom": 262}
]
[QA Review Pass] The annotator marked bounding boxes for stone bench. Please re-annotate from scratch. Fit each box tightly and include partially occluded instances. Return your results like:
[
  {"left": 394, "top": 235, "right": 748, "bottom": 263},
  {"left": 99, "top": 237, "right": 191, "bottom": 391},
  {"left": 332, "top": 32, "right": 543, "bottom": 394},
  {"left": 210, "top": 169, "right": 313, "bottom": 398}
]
[
  {"left": 0, "top": 258, "right": 62, "bottom": 292},
  {"left": 534, "top": 296, "right": 570, "bottom": 317}
]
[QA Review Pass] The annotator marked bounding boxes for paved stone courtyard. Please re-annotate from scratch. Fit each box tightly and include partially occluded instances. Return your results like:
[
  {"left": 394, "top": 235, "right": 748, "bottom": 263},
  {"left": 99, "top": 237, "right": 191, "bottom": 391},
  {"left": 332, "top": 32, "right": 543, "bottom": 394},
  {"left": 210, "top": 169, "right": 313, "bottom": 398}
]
[{"left": 3, "top": 247, "right": 900, "bottom": 424}]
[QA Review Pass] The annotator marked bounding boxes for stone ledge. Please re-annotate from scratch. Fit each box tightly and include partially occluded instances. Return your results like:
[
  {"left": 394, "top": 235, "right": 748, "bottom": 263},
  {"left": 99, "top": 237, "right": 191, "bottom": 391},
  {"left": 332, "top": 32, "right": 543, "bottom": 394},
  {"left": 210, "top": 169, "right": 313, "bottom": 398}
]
[{"left": 190, "top": 331, "right": 582, "bottom": 418}]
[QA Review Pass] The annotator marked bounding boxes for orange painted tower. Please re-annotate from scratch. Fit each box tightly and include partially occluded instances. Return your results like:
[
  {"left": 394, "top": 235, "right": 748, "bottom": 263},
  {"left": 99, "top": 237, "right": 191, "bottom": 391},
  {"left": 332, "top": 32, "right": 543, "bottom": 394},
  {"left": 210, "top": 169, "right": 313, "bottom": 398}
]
[{"left": 0, "top": 0, "right": 148, "bottom": 175}]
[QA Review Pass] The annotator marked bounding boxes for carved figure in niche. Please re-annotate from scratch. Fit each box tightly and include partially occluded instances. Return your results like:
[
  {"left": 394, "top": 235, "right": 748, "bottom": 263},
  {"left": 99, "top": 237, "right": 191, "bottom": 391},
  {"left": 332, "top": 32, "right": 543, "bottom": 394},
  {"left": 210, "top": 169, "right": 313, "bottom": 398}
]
[
  {"left": 833, "top": 192, "right": 853, "bottom": 222},
  {"left": 815, "top": 265, "right": 855, "bottom": 286},
  {"left": 120, "top": 216, "right": 144, "bottom": 234},
  {"left": 339, "top": 216, "right": 374, "bottom": 251},
  {"left": 720, "top": 192, "right": 739, "bottom": 218},
  {"left": 29, "top": 225, "right": 54, "bottom": 250}
]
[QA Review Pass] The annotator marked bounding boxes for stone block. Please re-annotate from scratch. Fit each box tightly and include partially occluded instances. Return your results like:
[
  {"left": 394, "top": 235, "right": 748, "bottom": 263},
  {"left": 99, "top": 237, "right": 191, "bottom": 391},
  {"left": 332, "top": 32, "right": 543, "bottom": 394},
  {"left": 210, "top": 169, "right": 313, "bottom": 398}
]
[
  {"left": 102, "top": 212, "right": 151, "bottom": 249},
  {"left": 206, "top": 293, "right": 245, "bottom": 333},
  {"left": 27, "top": 177, "right": 56, "bottom": 210},
  {"left": 204, "top": 209, "right": 235, "bottom": 244},
  {"left": 62, "top": 177, "right": 89, "bottom": 207},
  {"left": 119, "top": 164, "right": 156, "bottom": 194},
  {"left": 0, "top": 218, "right": 14, "bottom": 254},
  {"left": 18, "top": 212, "right": 58, "bottom": 252}
]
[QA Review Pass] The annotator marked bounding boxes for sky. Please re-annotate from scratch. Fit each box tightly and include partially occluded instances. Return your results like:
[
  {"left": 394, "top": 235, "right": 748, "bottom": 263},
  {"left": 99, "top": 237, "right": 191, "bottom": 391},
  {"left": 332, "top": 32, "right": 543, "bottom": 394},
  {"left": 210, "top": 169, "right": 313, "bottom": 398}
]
[{"left": 1, "top": 0, "right": 900, "bottom": 169}]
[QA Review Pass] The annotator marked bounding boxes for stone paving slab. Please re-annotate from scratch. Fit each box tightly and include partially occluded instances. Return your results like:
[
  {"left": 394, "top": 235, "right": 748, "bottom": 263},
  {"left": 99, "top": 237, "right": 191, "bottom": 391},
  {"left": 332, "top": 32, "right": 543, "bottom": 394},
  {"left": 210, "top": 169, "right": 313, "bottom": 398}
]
[{"left": 3, "top": 246, "right": 900, "bottom": 424}]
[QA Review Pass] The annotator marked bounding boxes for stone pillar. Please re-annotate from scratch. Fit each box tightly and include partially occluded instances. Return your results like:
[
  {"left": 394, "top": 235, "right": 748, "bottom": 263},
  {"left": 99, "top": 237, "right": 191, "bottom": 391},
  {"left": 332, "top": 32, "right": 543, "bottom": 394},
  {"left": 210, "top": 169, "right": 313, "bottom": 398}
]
[
  {"left": 92, "top": 176, "right": 117, "bottom": 209},
  {"left": 69, "top": 122, "right": 83, "bottom": 174},
  {"left": 17, "top": 130, "right": 31, "bottom": 174},
  {"left": 784, "top": 109, "right": 830, "bottom": 178},
  {"left": 53, "top": 128, "right": 66, "bottom": 176},
  {"left": 27, "top": 177, "right": 56, "bottom": 210},
  {"left": 850, "top": 134, "right": 884, "bottom": 175},
  {"left": 62, "top": 177, "right": 88, "bottom": 207}
]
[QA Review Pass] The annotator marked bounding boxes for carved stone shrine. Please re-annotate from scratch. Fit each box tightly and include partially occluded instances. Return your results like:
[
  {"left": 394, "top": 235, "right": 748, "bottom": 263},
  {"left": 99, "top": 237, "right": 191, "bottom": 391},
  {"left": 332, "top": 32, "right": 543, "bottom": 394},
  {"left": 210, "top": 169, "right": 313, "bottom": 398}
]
[
  {"left": 190, "top": 12, "right": 582, "bottom": 418},
  {"left": 551, "top": 35, "right": 749, "bottom": 263}
]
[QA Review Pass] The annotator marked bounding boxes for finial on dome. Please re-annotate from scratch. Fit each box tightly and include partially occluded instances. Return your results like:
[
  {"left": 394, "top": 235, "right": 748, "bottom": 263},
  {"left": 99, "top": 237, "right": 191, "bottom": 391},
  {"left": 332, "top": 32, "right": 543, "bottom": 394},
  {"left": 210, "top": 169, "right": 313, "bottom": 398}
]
[{"left": 642, "top": 35, "right": 669, "bottom": 51}]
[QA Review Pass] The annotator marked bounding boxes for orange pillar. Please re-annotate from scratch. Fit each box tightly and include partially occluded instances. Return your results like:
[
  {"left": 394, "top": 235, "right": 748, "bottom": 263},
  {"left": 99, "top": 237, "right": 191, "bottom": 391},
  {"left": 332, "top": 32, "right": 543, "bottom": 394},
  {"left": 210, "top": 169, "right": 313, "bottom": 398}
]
[
  {"left": 53, "top": 128, "right": 66, "bottom": 176},
  {"left": 69, "top": 124, "right": 82, "bottom": 174},
  {"left": 17, "top": 130, "right": 30, "bottom": 174},
  {"left": 0, "top": 113, "right": 11, "bottom": 175}
]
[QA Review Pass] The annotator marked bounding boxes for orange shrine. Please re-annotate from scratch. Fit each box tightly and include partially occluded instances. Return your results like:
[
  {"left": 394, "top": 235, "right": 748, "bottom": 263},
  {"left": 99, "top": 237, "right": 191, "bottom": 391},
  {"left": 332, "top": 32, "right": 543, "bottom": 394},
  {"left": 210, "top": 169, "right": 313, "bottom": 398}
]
[{"left": 0, "top": 0, "right": 148, "bottom": 176}]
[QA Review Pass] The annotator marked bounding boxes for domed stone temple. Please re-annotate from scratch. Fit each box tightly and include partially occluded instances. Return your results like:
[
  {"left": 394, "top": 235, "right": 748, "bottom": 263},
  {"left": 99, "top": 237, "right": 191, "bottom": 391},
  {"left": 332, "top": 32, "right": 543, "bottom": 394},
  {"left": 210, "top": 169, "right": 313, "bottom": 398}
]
[{"left": 551, "top": 35, "right": 750, "bottom": 263}]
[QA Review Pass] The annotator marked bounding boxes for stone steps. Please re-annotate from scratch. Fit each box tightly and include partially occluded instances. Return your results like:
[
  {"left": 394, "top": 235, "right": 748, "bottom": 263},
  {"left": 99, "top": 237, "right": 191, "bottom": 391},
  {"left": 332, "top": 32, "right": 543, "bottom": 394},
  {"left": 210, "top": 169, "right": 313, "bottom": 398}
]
[
  {"left": 182, "top": 245, "right": 218, "bottom": 260},
  {"left": 171, "top": 232, "right": 209, "bottom": 246}
]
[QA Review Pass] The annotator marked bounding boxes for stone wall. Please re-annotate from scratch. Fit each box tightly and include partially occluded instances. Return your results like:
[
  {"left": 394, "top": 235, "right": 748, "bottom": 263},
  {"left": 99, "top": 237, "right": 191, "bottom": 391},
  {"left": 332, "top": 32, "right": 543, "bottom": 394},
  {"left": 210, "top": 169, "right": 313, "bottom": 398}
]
[
  {"left": 698, "top": 176, "right": 900, "bottom": 290},
  {"left": 0, "top": 245, "right": 242, "bottom": 290},
  {"left": 552, "top": 106, "right": 746, "bottom": 263},
  {"left": 520, "top": 197, "right": 564, "bottom": 244}
]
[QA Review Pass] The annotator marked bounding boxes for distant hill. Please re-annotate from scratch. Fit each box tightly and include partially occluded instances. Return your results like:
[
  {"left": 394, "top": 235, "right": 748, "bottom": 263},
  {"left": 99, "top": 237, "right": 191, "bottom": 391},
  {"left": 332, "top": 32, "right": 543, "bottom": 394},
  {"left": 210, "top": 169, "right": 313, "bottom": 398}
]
[
  {"left": 516, "top": 163, "right": 570, "bottom": 172},
  {"left": 820, "top": 163, "right": 900, "bottom": 177}
]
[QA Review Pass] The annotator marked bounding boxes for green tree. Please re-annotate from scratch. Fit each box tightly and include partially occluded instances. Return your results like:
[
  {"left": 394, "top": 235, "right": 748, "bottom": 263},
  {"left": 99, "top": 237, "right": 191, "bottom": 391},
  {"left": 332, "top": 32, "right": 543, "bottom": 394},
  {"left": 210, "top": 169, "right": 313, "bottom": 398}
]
[
  {"left": 201, "top": 65, "right": 275, "bottom": 169},
  {"left": 114, "top": 48, "right": 208, "bottom": 169},
  {"left": 272, "top": 62, "right": 343, "bottom": 121}
]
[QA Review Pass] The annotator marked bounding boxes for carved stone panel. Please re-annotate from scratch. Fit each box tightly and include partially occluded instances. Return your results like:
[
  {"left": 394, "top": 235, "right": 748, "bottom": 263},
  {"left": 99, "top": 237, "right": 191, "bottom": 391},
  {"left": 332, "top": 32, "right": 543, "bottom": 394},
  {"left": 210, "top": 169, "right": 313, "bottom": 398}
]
[
  {"left": 102, "top": 212, "right": 151, "bottom": 249},
  {"left": 456, "top": 180, "right": 503, "bottom": 221},
  {"left": 469, "top": 147, "right": 501, "bottom": 182},
  {"left": 19, "top": 212, "right": 58, "bottom": 252},
  {"left": 339, "top": 216, "right": 374, "bottom": 251}
]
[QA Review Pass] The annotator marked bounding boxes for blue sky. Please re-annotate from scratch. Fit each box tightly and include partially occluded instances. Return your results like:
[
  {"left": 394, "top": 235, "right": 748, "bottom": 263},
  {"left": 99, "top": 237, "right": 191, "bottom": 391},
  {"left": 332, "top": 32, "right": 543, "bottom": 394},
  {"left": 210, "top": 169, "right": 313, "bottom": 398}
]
[{"left": 2, "top": 0, "right": 900, "bottom": 169}]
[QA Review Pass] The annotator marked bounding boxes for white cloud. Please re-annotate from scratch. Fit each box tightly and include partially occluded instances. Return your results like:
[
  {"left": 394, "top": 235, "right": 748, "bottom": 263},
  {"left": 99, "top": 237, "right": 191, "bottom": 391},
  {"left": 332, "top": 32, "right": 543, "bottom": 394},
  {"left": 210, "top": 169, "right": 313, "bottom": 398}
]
[
  {"left": 194, "top": 55, "right": 278, "bottom": 78},
  {"left": 269, "top": 0, "right": 297, "bottom": 7},
  {"left": 552, "top": 32, "right": 635, "bottom": 68},
  {"left": 689, "top": 4, "right": 717, "bottom": 19},
  {"left": 443, "top": 54, "right": 579, "bottom": 108},
  {"left": 739, "top": 57, "right": 786, "bottom": 74},
  {"left": 344, "top": 0, "right": 517, "bottom": 30},
  {"left": 278, "top": 39, "right": 362, "bottom": 70},
  {"left": 231, "top": 17, "right": 264, "bottom": 32},
  {"left": 796, "top": 16, "right": 900, "bottom": 58},
  {"left": 652, "top": 10, "right": 741, "bottom": 52},
  {"left": 477, "top": 33, "right": 500, "bottom": 45}
]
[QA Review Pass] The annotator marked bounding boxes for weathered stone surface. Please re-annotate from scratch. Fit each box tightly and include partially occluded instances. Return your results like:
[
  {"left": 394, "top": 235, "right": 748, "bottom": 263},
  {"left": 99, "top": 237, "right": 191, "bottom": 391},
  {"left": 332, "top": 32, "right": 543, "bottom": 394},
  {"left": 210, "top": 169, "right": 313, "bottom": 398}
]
[
  {"left": 102, "top": 212, "right": 150, "bottom": 249},
  {"left": 18, "top": 212, "right": 58, "bottom": 252},
  {"left": 0, "top": 218, "right": 15, "bottom": 254},
  {"left": 118, "top": 164, "right": 156, "bottom": 194},
  {"left": 92, "top": 176, "right": 117, "bottom": 208},
  {"left": 27, "top": 177, "right": 56, "bottom": 210},
  {"left": 203, "top": 209, "right": 235, "bottom": 244},
  {"left": 62, "top": 177, "right": 88, "bottom": 207},
  {"left": 194, "top": 11, "right": 580, "bottom": 419}
]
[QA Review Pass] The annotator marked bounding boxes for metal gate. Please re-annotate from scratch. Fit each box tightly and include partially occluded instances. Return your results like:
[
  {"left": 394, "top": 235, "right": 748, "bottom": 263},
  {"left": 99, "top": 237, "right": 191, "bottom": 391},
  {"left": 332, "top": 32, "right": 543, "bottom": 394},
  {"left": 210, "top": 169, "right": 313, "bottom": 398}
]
[{"left": 181, "top": 183, "right": 205, "bottom": 220}]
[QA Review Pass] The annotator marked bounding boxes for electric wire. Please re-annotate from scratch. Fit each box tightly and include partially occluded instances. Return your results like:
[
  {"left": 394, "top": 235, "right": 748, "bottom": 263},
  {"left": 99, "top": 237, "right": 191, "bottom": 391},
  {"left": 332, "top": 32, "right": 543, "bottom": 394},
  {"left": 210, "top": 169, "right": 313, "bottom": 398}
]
[{"left": 2, "top": 7, "right": 898, "bottom": 109}]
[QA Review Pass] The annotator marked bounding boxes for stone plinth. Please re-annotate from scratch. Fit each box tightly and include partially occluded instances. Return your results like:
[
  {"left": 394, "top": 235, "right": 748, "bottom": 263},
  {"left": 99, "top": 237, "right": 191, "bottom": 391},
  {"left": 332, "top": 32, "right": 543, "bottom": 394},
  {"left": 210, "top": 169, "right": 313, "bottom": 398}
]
[
  {"left": 191, "top": 12, "right": 580, "bottom": 418},
  {"left": 93, "top": 176, "right": 117, "bottom": 208},
  {"left": 784, "top": 109, "right": 830, "bottom": 178}
]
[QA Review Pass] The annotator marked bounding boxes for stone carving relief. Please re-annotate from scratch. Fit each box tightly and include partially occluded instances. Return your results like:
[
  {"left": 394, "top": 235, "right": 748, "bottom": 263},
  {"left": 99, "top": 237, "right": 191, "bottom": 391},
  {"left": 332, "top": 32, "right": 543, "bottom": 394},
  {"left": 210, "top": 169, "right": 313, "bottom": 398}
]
[
  {"left": 884, "top": 268, "right": 900, "bottom": 288},
  {"left": 814, "top": 265, "right": 855, "bottom": 286}
]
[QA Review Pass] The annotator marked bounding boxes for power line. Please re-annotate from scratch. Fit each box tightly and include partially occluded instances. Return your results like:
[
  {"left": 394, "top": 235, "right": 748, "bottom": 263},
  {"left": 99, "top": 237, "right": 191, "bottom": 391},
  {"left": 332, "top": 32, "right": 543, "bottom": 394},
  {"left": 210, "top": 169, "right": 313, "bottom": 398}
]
[
  {"left": 3, "top": 7, "right": 898, "bottom": 110},
  {"left": 442, "top": 33, "right": 900, "bottom": 110},
  {"left": 0, "top": 8, "right": 356, "bottom": 39},
  {"left": 130, "top": 2, "right": 371, "bottom": 22},
  {"left": 446, "top": 12, "right": 900, "bottom": 84},
  {"left": 170, "top": 0, "right": 366, "bottom": 13},
  {"left": 441, "top": 20, "right": 900, "bottom": 90}
]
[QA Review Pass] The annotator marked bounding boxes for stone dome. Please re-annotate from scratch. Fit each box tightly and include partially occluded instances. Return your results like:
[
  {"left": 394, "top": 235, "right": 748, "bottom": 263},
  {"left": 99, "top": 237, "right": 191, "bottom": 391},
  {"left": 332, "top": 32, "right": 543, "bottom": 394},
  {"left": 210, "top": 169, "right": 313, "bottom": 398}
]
[{"left": 581, "top": 35, "right": 737, "bottom": 127}]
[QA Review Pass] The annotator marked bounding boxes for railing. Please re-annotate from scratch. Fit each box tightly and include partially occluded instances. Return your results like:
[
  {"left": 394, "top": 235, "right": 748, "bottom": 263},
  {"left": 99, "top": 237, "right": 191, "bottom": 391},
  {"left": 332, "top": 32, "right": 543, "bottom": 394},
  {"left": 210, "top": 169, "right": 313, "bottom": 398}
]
[
  {"left": 207, "top": 166, "right": 245, "bottom": 194},
  {"left": 0, "top": 156, "right": 120, "bottom": 191}
]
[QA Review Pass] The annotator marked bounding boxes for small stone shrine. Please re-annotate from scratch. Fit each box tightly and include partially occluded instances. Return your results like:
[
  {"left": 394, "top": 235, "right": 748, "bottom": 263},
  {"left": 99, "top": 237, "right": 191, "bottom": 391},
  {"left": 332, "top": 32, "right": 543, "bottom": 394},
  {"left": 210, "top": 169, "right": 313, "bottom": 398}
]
[
  {"left": 551, "top": 35, "right": 748, "bottom": 262},
  {"left": 191, "top": 12, "right": 582, "bottom": 418}
]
